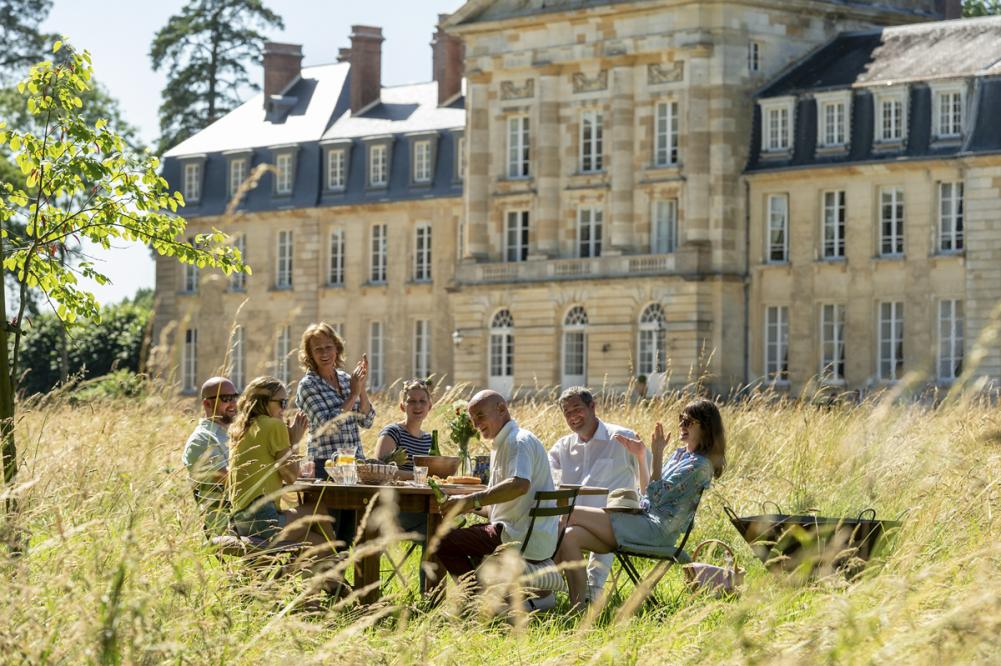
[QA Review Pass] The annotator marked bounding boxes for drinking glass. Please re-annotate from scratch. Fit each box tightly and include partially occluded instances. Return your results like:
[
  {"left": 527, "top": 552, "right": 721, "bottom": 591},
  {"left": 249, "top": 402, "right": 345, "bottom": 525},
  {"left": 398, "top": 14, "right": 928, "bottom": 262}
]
[
  {"left": 324, "top": 459, "right": 338, "bottom": 482},
  {"left": 341, "top": 462, "right": 357, "bottom": 485},
  {"left": 300, "top": 459, "right": 315, "bottom": 479},
  {"left": 412, "top": 466, "right": 428, "bottom": 485}
]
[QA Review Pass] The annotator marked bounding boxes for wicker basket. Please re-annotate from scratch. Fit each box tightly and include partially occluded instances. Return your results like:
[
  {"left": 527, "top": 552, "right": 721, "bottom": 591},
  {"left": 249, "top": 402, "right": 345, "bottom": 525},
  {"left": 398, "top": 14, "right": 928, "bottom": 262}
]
[{"left": 356, "top": 463, "right": 398, "bottom": 485}]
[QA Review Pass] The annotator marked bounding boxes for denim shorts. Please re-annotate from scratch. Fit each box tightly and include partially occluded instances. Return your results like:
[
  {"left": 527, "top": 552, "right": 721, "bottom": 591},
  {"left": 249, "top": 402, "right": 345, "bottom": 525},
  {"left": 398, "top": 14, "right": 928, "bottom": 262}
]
[{"left": 232, "top": 499, "right": 287, "bottom": 542}]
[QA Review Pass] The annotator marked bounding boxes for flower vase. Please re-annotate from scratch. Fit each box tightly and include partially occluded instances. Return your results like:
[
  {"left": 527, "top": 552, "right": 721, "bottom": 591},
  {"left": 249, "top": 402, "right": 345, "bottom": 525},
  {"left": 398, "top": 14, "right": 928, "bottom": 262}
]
[{"left": 458, "top": 440, "right": 472, "bottom": 476}]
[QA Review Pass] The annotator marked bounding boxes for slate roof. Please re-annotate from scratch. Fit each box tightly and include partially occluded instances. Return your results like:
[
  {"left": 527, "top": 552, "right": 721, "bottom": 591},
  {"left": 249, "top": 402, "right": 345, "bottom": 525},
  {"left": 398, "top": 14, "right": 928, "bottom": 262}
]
[
  {"left": 748, "top": 16, "right": 1001, "bottom": 173},
  {"left": 161, "top": 62, "right": 465, "bottom": 218}
]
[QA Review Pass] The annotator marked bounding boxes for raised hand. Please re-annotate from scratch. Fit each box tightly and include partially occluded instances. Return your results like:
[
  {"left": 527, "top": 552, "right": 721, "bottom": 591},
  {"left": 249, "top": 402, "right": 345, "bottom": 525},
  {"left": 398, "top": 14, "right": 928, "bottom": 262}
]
[
  {"left": 613, "top": 433, "right": 647, "bottom": 459},
  {"left": 287, "top": 410, "right": 308, "bottom": 445},
  {"left": 651, "top": 422, "right": 671, "bottom": 456}
]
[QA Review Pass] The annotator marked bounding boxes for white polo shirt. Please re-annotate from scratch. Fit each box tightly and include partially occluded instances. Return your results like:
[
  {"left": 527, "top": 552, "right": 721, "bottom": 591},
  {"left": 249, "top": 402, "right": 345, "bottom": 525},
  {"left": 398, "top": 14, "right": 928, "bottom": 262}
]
[
  {"left": 488, "top": 419, "right": 557, "bottom": 561},
  {"left": 548, "top": 419, "right": 649, "bottom": 508}
]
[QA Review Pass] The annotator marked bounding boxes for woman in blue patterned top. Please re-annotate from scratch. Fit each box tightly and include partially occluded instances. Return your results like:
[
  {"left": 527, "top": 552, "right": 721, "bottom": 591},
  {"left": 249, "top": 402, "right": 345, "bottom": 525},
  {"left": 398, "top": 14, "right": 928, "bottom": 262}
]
[
  {"left": 375, "top": 379, "right": 433, "bottom": 479},
  {"left": 555, "top": 399, "right": 726, "bottom": 608},
  {"left": 295, "top": 322, "right": 376, "bottom": 478}
]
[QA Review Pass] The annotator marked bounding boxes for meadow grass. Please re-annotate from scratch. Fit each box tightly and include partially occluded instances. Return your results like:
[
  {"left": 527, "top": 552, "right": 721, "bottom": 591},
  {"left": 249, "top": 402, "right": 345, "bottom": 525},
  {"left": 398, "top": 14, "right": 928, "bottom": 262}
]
[{"left": 1, "top": 383, "right": 999, "bottom": 664}]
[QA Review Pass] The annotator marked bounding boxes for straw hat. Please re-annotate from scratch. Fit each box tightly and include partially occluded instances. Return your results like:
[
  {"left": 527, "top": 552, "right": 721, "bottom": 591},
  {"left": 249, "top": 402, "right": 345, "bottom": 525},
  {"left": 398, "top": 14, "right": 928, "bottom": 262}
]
[{"left": 604, "top": 488, "right": 642, "bottom": 513}]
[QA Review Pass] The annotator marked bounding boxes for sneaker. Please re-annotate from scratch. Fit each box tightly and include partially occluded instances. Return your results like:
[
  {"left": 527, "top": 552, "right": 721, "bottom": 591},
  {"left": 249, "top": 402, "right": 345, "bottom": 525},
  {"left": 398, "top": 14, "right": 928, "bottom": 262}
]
[{"left": 523, "top": 592, "right": 557, "bottom": 613}]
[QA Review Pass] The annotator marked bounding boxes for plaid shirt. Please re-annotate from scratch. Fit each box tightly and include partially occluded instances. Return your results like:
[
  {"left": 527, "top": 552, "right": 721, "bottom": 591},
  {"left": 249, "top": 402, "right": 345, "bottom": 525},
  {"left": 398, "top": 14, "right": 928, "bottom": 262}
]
[{"left": 296, "top": 369, "right": 376, "bottom": 462}]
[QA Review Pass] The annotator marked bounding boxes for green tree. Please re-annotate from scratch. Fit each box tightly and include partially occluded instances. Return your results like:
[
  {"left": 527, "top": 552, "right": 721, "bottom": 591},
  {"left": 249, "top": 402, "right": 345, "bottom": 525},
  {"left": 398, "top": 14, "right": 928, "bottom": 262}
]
[
  {"left": 149, "top": 0, "right": 284, "bottom": 154},
  {"left": 963, "top": 0, "right": 1001, "bottom": 15},
  {"left": 0, "top": 0, "right": 54, "bottom": 82},
  {"left": 0, "top": 42, "right": 247, "bottom": 500},
  {"left": 18, "top": 290, "right": 152, "bottom": 396}
]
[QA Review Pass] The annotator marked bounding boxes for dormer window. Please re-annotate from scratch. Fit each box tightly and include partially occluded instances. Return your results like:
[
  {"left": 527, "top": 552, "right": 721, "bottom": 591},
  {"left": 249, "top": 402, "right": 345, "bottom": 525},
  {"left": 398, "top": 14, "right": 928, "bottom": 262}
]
[
  {"left": 815, "top": 90, "right": 851, "bottom": 150},
  {"left": 413, "top": 139, "right": 432, "bottom": 183},
  {"left": 182, "top": 161, "right": 202, "bottom": 203},
  {"left": 228, "top": 156, "right": 248, "bottom": 198},
  {"left": 930, "top": 81, "right": 966, "bottom": 141},
  {"left": 455, "top": 133, "right": 466, "bottom": 182},
  {"left": 275, "top": 153, "right": 293, "bottom": 194},
  {"left": 759, "top": 97, "right": 795, "bottom": 154},
  {"left": 327, "top": 148, "right": 346, "bottom": 189},
  {"left": 874, "top": 87, "right": 908, "bottom": 145},
  {"left": 369, "top": 144, "right": 388, "bottom": 187}
]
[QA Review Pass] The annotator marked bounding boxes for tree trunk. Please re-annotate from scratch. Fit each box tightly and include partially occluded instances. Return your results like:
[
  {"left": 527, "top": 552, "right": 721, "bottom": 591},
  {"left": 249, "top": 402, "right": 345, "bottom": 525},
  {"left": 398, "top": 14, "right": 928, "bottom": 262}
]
[{"left": 0, "top": 226, "right": 20, "bottom": 553}]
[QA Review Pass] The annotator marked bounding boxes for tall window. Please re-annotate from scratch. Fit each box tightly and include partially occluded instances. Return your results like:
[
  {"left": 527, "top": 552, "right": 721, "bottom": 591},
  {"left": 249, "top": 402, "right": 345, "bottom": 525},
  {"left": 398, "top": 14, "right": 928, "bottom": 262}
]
[
  {"left": 767, "top": 194, "right": 788, "bottom": 263},
  {"left": 651, "top": 199, "right": 678, "bottom": 254},
  {"left": 820, "top": 304, "right": 845, "bottom": 382},
  {"left": 878, "top": 301, "right": 904, "bottom": 381},
  {"left": 654, "top": 101, "right": 679, "bottom": 167},
  {"left": 762, "top": 104, "right": 791, "bottom": 152},
  {"left": 183, "top": 239, "right": 199, "bottom": 293},
  {"left": 413, "top": 319, "right": 431, "bottom": 379},
  {"left": 230, "top": 234, "right": 246, "bottom": 291},
  {"left": 328, "top": 229, "right": 344, "bottom": 286},
  {"left": 274, "top": 326, "right": 291, "bottom": 383},
  {"left": 748, "top": 41, "right": 761, "bottom": 72},
  {"left": 456, "top": 135, "right": 466, "bottom": 181},
  {"left": 370, "top": 223, "right": 387, "bottom": 283},
  {"left": 935, "top": 89, "right": 963, "bottom": 139},
  {"left": 764, "top": 305, "right": 789, "bottom": 383},
  {"left": 822, "top": 191, "right": 846, "bottom": 259},
  {"left": 938, "top": 299, "right": 964, "bottom": 381},
  {"left": 507, "top": 115, "right": 530, "bottom": 178},
  {"left": 413, "top": 140, "right": 432, "bottom": 183},
  {"left": 562, "top": 306, "right": 588, "bottom": 387},
  {"left": 577, "top": 207, "right": 602, "bottom": 258},
  {"left": 819, "top": 99, "right": 847, "bottom": 147},
  {"left": 229, "top": 326, "right": 245, "bottom": 391},
  {"left": 276, "top": 230, "right": 293, "bottom": 288},
  {"left": 939, "top": 182, "right": 964, "bottom": 252},
  {"left": 880, "top": 187, "right": 904, "bottom": 256},
  {"left": 877, "top": 93, "right": 905, "bottom": 143},
  {"left": 369, "top": 144, "right": 388, "bottom": 186},
  {"left": 505, "top": 211, "right": 529, "bottom": 262},
  {"left": 275, "top": 152, "right": 293, "bottom": 194},
  {"left": 369, "top": 321, "right": 384, "bottom": 389},
  {"left": 637, "top": 304, "right": 667, "bottom": 375},
  {"left": 489, "top": 310, "right": 514, "bottom": 379},
  {"left": 580, "top": 110, "right": 604, "bottom": 173},
  {"left": 183, "top": 162, "right": 201, "bottom": 202},
  {"left": 229, "top": 157, "right": 247, "bottom": 198},
  {"left": 182, "top": 328, "right": 198, "bottom": 392},
  {"left": 414, "top": 223, "right": 432, "bottom": 281},
  {"left": 327, "top": 148, "right": 346, "bottom": 189}
]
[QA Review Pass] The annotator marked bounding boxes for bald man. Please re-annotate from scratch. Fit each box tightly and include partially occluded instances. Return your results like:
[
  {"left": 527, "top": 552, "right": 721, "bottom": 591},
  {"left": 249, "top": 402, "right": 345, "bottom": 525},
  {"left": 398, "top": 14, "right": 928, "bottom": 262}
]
[
  {"left": 429, "top": 390, "right": 558, "bottom": 595},
  {"left": 182, "top": 376, "right": 239, "bottom": 535}
]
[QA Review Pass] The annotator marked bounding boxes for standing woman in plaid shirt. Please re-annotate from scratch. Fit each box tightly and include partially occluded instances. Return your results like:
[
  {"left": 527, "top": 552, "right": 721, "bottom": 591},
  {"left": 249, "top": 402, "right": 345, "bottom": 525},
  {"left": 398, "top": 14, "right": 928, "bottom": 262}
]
[{"left": 296, "top": 322, "right": 376, "bottom": 479}]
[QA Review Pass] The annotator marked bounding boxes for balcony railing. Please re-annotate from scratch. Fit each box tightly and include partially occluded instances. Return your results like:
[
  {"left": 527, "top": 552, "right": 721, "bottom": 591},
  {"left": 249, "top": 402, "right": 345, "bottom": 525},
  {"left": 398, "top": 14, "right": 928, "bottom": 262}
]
[{"left": 456, "top": 252, "right": 679, "bottom": 284}]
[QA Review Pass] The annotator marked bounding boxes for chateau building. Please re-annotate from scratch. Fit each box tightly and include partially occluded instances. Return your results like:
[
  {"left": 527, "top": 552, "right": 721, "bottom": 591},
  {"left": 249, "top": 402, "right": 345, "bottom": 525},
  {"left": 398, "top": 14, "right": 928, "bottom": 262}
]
[{"left": 157, "top": 1, "right": 1001, "bottom": 397}]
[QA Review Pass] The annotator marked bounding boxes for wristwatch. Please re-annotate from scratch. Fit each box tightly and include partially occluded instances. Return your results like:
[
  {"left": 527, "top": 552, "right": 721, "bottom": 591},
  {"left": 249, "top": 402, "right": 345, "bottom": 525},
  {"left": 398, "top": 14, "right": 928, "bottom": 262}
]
[{"left": 472, "top": 495, "right": 482, "bottom": 510}]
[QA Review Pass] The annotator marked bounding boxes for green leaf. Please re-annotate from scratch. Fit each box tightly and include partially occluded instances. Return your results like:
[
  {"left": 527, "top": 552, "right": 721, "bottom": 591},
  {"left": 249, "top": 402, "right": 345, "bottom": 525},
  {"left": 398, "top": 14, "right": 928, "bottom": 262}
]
[{"left": 53, "top": 40, "right": 62, "bottom": 53}]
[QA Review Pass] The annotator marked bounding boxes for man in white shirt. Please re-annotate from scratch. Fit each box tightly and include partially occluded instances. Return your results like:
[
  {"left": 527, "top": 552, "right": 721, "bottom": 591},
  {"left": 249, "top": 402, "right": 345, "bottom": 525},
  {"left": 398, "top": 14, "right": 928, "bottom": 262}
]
[
  {"left": 548, "top": 386, "right": 649, "bottom": 601},
  {"left": 430, "top": 390, "right": 557, "bottom": 591}
]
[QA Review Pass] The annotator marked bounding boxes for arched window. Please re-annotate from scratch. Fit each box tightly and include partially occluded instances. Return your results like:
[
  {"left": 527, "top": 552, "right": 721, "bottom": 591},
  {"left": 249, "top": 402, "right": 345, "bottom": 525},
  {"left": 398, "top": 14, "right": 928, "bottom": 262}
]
[
  {"left": 637, "top": 304, "right": 667, "bottom": 375},
  {"left": 562, "top": 306, "right": 588, "bottom": 387},
  {"left": 489, "top": 309, "right": 514, "bottom": 396}
]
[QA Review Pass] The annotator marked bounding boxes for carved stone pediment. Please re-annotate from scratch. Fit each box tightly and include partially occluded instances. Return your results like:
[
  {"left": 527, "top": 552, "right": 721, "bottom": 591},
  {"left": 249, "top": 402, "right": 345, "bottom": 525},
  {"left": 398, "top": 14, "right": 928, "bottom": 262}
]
[
  {"left": 648, "top": 62, "right": 685, "bottom": 85},
  {"left": 572, "top": 70, "right": 608, "bottom": 94},
  {"left": 500, "top": 79, "right": 535, "bottom": 100}
]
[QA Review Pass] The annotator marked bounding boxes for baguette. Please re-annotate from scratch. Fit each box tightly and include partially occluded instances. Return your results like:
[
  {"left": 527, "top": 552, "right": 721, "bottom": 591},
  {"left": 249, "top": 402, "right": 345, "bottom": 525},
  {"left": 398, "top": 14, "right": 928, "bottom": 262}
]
[{"left": 445, "top": 475, "right": 482, "bottom": 485}]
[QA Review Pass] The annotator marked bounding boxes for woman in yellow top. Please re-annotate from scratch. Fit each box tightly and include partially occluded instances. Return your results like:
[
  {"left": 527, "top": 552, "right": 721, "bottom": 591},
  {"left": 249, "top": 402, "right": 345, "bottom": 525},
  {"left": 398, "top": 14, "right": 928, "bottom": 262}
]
[{"left": 228, "top": 376, "right": 311, "bottom": 542}]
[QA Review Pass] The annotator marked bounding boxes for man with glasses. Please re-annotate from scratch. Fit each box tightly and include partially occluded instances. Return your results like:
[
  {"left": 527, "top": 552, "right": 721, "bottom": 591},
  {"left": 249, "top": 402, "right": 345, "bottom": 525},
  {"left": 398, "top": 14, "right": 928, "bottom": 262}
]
[{"left": 182, "top": 376, "right": 239, "bottom": 535}]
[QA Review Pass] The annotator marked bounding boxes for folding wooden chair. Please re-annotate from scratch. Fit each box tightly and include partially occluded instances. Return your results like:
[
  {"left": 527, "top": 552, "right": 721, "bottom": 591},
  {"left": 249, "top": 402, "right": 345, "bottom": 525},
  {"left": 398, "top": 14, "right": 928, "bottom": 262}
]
[
  {"left": 517, "top": 487, "right": 580, "bottom": 595},
  {"left": 611, "top": 489, "right": 704, "bottom": 610}
]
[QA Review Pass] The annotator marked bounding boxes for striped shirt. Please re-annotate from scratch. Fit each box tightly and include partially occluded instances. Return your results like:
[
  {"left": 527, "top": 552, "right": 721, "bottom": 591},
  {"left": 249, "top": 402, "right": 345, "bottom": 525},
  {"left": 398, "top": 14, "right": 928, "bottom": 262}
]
[
  {"left": 378, "top": 423, "right": 431, "bottom": 471},
  {"left": 296, "top": 369, "right": 376, "bottom": 462}
]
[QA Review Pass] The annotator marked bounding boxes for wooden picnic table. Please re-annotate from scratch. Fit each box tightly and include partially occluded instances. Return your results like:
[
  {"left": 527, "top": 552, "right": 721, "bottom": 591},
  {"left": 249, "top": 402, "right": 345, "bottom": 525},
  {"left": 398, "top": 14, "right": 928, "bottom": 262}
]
[{"left": 296, "top": 480, "right": 483, "bottom": 604}]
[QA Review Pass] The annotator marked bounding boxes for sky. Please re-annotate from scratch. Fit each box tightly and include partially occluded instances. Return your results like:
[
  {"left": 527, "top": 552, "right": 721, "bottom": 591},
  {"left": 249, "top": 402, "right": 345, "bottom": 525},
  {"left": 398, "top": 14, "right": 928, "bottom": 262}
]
[{"left": 39, "top": 0, "right": 464, "bottom": 306}]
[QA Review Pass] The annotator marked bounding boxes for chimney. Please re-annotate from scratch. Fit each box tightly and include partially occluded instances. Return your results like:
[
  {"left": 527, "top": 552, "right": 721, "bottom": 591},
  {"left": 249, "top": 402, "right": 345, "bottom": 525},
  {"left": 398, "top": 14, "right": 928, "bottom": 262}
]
[
  {"left": 936, "top": 0, "right": 962, "bottom": 19},
  {"left": 349, "top": 25, "right": 384, "bottom": 114},
  {"left": 432, "top": 14, "right": 465, "bottom": 106},
  {"left": 336, "top": 47, "right": 352, "bottom": 63},
  {"left": 262, "top": 42, "right": 303, "bottom": 106}
]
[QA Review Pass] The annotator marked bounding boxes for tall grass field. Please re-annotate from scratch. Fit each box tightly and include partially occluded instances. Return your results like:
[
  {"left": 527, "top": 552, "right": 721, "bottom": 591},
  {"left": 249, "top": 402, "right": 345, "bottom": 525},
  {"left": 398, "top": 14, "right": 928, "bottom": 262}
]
[{"left": 1, "top": 383, "right": 999, "bottom": 664}]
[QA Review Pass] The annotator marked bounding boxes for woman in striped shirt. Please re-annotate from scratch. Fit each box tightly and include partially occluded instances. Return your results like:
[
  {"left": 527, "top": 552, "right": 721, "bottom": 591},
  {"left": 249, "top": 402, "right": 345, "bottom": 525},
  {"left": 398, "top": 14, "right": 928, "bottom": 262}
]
[{"left": 375, "top": 379, "right": 433, "bottom": 480}]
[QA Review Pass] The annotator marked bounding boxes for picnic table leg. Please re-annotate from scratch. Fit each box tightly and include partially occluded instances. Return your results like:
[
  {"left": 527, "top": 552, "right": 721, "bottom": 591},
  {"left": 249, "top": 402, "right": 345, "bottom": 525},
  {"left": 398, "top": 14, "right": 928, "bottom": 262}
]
[
  {"left": 354, "top": 510, "right": 382, "bottom": 605},
  {"left": 422, "top": 509, "right": 444, "bottom": 596}
]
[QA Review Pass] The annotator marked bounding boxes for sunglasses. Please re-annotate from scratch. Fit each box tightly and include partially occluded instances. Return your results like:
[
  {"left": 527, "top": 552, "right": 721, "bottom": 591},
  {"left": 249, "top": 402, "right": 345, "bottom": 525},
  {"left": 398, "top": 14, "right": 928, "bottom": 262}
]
[
  {"left": 271, "top": 398, "right": 289, "bottom": 409},
  {"left": 205, "top": 393, "right": 240, "bottom": 403},
  {"left": 679, "top": 414, "right": 700, "bottom": 427}
]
